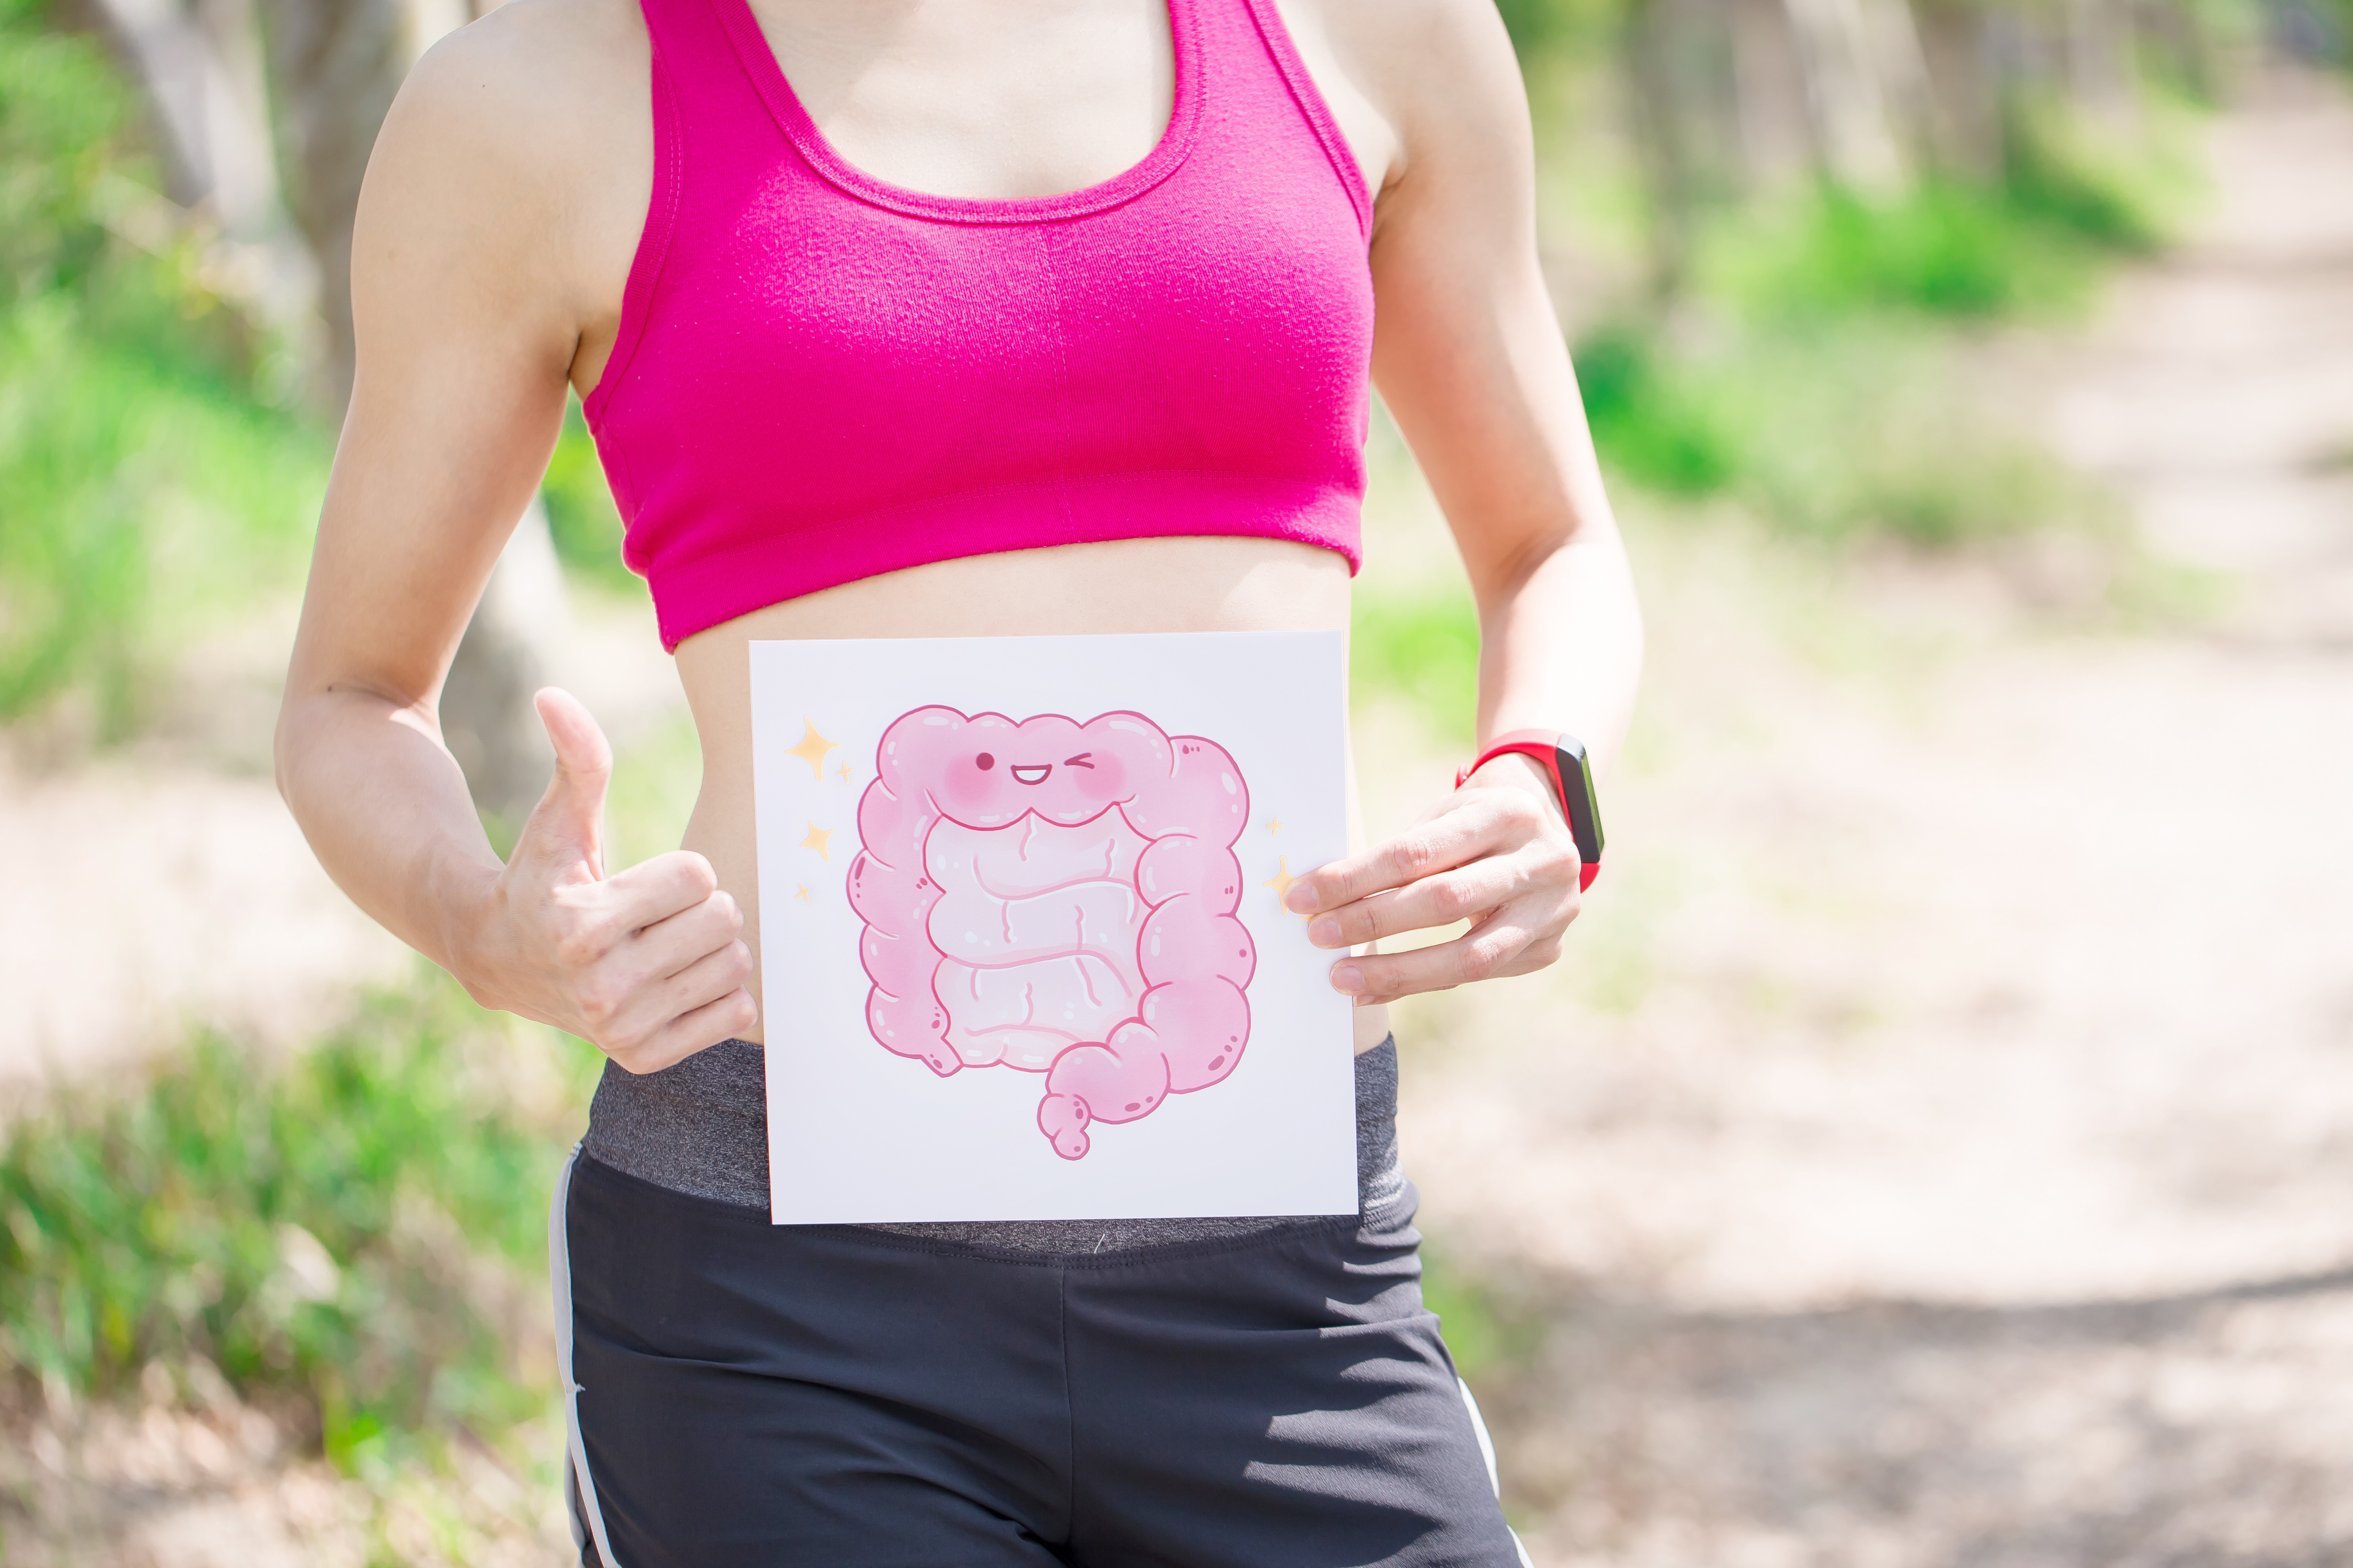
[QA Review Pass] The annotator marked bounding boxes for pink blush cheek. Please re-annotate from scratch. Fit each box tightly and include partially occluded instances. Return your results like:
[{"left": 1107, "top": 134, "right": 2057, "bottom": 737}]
[
  {"left": 1076, "top": 754, "right": 1129, "bottom": 812},
  {"left": 930, "top": 763, "right": 1011, "bottom": 824}
]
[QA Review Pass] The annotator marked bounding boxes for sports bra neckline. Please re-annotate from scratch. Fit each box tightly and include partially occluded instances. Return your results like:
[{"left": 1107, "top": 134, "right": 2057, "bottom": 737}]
[{"left": 707, "top": 0, "right": 1204, "bottom": 226}]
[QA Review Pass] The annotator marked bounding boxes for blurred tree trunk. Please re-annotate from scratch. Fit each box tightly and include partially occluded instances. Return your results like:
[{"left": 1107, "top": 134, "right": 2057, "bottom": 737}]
[
  {"left": 1869, "top": 0, "right": 1940, "bottom": 166},
  {"left": 79, "top": 0, "right": 278, "bottom": 231},
  {"left": 1781, "top": 0, "right": 1912, "bottom": 189},
  {"left": 74, "top": 0, "right": 583, "bottom": 834},
  {"left": 2062, "top": 0, "right": 2139, "bottom": 122},
  {"left": 68, "top": 0, "right": 318, "bottom": 360},
  {"left": 440, "top": 500, "right": 568, "bottom": 844},
  {"left": 254, "top": 0, "right": 465, "bottom": 413},
  {"left": 1913, "top": 0, "right": 2002, "bottom": 178},
  {"left": 2143, "top": 0, "right": 2218, "bottom": 96},
  {"left": 253, "top": 0, "right": 559, "bottom": 838},
  {"left": 1733, "top": 0, "right": 1819, "bottom": 189},
  {"left": 84, "top": 0, "right": 565, "bottom": 832},
  {"left": 1622, "top": 0, "right": 1706, "bottom": 298}
]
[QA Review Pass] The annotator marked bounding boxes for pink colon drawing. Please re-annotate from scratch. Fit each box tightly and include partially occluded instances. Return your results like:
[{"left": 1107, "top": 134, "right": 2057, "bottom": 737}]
[{"left": 846, "top": 708, "right": 1254, "bottom": 1160}]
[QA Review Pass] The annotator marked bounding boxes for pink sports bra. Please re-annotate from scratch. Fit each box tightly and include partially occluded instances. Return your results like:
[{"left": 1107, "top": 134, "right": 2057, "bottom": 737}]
[{"left": 584, "top": 0, "right": 1375, "bottom": 650}]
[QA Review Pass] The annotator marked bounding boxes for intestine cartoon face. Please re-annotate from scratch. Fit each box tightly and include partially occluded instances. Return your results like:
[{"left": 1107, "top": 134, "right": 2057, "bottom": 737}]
[{"left": 846, "top": 708, "right": 1254, "bottom": 1160}]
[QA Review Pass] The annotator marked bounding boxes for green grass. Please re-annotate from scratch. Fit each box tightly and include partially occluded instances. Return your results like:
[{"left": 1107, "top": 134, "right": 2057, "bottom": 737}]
[{"left": 0, "top": 973, "right": 593, "bottom": 1471}]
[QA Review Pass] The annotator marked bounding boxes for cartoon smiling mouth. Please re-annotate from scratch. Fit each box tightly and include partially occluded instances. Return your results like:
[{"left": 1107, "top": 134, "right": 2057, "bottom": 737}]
[{"left": 1010, "top": 763, "right": 1053, "bottom": 785}]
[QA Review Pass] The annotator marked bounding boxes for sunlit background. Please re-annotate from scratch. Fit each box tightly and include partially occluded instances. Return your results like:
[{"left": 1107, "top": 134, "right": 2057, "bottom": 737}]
[{"left": 3, "top": 0, "right": 2351, "bottom": 1560}]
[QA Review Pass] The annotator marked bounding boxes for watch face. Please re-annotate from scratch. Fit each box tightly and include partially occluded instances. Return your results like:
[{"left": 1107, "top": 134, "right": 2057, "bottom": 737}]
[{"left": 1552, "top": 738, "right": 1604, "bottom": 866}]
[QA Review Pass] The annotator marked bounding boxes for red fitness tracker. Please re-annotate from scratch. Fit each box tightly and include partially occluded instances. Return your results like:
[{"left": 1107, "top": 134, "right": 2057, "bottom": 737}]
[{"left": 1456, "top": 729, "right": 1604, "bottom": 891}]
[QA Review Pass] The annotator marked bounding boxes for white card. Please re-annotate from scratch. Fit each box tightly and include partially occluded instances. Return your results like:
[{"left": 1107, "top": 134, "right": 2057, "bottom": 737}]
[{"left": 749, "top": 631, "right": 1357, "bottom": 1225}]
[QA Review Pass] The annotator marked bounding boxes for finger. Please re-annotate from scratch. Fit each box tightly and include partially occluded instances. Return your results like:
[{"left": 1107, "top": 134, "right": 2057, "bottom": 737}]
[
  {"left": 619, "top": 980, "right": 761, "bottom": 1075},
  {"left": 518, "top": 688, "right": 613, "bottom": 874},
  {"left": 602, "top": 937, "right": 754, "bottom": 1058},
  {"left": 549, "top": 856, "right": 724, "bottom": 987},
  {"left": 1305, "top": 861, "right": 1521, "bottom": 949},
  {"left": 626, "top": 890, "right": 745, "bottom": 980},
  {"left": 600, "top": 849, "right": 723, "bottom": 931},
  {"left": 1284, "top": 802, "right": 1509, "bottom": 916},
  {"left": 1325, "top": 904, "right": 1546, "bottom": 999},
  {"left": 653, "top": 938, "right": 756, "bottom": 1024}
]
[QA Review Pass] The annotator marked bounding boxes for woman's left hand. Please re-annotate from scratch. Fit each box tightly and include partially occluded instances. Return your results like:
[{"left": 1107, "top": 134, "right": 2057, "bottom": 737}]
[{"left": 1284, "top": 755, "right": 1584, "bottom": 1004}]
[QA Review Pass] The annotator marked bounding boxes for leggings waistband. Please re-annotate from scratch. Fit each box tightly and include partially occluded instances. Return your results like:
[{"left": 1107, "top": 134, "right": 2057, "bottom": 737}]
[{"left": 581, "top": 1036, "right": 1407, "bottom": 1255}]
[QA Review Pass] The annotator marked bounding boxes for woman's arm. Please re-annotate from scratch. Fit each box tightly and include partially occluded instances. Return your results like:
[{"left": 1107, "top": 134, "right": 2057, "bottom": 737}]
[
  {"left": 1288, "top": 0, "right": 1645, "bottom": 1004},
  {"left": 274, "top": 6, "right": 757, "bottom": 1069}
]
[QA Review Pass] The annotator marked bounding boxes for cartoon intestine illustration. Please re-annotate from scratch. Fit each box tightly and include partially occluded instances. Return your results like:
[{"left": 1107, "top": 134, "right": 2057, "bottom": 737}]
[{"left": 846, "top": 708, "right": 1254, "bottom": 1160}]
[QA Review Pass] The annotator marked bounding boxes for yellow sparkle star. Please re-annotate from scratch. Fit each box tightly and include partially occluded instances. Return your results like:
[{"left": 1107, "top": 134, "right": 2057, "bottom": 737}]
[
  {"left": 1263, "top": 856, "right": 1304, "bottom": 914},
  {"left": 1265, "top": 817, "right": 1283, "bottom": 835},
  {"left": 800, "top": 823, "right": 834, "bottom": 859},
  {"left": 836, "top": 759, "right": 853, "bottom": 784},
  {"left": 786, "top": 720, "right": 840, "bottom": 781},
  {"left": 795, "top": 883, "right": 811, "bottom": 902}
]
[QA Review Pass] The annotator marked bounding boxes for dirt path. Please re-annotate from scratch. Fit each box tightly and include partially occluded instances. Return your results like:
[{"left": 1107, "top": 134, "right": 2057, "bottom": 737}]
[{"left": 1386, "top": 69, "right": 2353, "bottom": 1566}]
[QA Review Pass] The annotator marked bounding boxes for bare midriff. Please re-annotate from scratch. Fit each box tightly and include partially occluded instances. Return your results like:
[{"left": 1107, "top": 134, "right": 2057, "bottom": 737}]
[{"left": 669, "top": 533, "right": 1393, "bottom": 1055}]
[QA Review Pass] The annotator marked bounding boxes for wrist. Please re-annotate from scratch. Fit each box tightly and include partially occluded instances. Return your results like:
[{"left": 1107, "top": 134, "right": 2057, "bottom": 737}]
[
  {"left": 1468, "top": 751, "right": 1568, "bottom": 829},
  {"left": 1459, "top": 729, "right": 1605, "bottom": 891},
  {"left": 432, "top": 851, "right": 510, "bottom": 1004}
]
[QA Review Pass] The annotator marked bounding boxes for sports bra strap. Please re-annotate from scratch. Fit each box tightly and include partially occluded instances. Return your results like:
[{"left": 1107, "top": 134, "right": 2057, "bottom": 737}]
[{"left": 590, "top": 0, "right": 1374, "bottom": 648}]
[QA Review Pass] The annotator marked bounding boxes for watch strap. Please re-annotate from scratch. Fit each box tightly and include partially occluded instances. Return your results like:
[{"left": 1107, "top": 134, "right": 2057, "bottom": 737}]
[{"left": 1457, "top": 729, "right": 1604, "bottom": 891}]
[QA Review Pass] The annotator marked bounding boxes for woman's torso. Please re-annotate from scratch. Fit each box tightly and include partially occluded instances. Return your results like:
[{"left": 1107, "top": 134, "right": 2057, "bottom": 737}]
[{"left": 550, "top": 0, "right": 1401, "bottom": 1052}]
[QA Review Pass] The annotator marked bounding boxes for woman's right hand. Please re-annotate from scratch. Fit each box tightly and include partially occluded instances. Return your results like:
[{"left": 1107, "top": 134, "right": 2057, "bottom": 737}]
[{"left": 458, "top": 688, "right": 758, "bottom": 1073}]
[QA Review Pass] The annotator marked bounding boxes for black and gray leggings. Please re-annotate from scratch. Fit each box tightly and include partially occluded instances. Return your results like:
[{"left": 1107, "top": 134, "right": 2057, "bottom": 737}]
[{"left": 550, "top": 1038, "right": 1531, "bottom": 1566}]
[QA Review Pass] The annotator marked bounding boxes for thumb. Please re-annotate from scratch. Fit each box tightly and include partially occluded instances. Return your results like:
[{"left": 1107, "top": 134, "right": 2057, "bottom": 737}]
[{"left": 520, "top": 687, "right": 612, "bottom": 876}]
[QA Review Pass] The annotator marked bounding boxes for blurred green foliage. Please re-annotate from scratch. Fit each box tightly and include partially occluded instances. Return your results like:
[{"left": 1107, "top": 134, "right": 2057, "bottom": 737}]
[
  {"left": 1352, "top": 109, "right": 2167, "bottom": 743},
  {"left": 0, "top": 974, "right": 589, "bottom": 1469},
  {"left": 0, "top": 15, "right": 328, "bottom": 736},
  {"left": 1493, "top": 0, "right": 1618, "bottom": 56},
  {"left": 1717, "top": 184, "right": 2106, "bottom": 323},
  {"left": 1353, "top": 577, "right": 1483, "bottom": 746},
  {"left": 1578, "top": 318, "right": 2087, "bottom": 545},
  {"left": 1571, "top": 323, "right": 1739, "bottom": 497},
  {"left": 1572, "top": 110, "right": 2183, "bottom": 546},
  {"left": 1346, "top": 2, "right": 2199, "bottom": 749},
  {"left": 541, "top": 397, "right": 640, "bottom": 595},
  {"left": 2288, "top": 0, "right": 2353, "bottom": 65},
  {"left": 1714, "top": 108, "right": 2182, "bottom": 323},
  {"left": 1419, "top": 1247, "right": 1545, "bottom": 1382}
]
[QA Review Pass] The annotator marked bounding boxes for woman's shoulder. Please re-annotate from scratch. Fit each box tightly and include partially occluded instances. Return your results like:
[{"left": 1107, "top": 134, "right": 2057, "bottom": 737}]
[
  {"left": 1275, "top": 0, "right": 1527, "bottom": 196},
  {"left": 357, "top": 0, "right": 652, "bottom": 348},
  {"left": 387, "top": 0, "right": 648, "bottom": 174}
]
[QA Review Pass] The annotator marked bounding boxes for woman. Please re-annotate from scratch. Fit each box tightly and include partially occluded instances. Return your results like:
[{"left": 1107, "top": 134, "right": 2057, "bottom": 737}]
[{"left": 277, "top": 0, "right": 1642, "bottom": 1559}]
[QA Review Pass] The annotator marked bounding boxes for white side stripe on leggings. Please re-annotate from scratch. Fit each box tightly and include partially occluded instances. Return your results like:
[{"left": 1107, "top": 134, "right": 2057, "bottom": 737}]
[
  {"left": 551, "top": 1144, "right": 623, "bottom": 1568},
  {"left": 1458, "top": 1377, "right": 1538, "bottom": 1568}
]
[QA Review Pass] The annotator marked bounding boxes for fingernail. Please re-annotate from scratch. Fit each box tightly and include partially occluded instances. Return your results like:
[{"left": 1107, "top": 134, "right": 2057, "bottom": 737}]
[
  {"left": 1307, "top": 916, "right": 1341, "bottom": 948},
  {"left": 1284, "top": 884, "right": 1319, "bottom": 914},
  {"left": 1331, "top": 963, "right": 1364, "bottom": 995}
]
